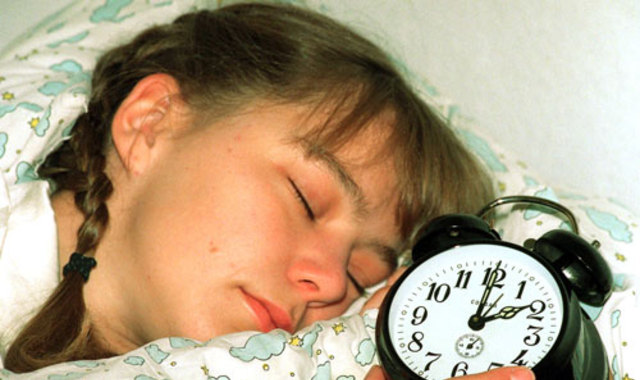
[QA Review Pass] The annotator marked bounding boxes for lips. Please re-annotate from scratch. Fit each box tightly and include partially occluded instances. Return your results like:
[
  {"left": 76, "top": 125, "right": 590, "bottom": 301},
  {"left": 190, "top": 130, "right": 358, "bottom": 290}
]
[{"left": 242, "top": 289, "right": 293, "bottom": 333}]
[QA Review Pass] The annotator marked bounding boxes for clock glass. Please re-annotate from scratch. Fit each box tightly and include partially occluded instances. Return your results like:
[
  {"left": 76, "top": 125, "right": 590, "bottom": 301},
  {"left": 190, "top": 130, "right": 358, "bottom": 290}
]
[{"left": 386, "top": 243, "right": 566, "bottom": 379}]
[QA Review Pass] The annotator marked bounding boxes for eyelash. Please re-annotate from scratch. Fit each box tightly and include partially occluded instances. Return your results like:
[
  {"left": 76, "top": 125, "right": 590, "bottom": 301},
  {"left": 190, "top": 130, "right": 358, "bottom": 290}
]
[
  {"left": 347, "top": 272, "right": 365, "bottom": 295},
  {"left": 288, "top": 179, "right": 315, "bottom": 220}
]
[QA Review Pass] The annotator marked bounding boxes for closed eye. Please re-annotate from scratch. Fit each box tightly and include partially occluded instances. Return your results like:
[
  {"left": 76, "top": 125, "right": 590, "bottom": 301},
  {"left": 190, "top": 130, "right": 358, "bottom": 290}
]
[
  {"left": 347, "top": 272, "right": 365, "bottom": 295},
  {"left": 288, "top": 178, "right": 315, "bottom": 220}
]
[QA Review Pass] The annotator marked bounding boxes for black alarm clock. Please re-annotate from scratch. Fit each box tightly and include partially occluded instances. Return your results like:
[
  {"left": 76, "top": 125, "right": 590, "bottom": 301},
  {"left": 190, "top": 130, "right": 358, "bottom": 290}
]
[{"left": 376, "top": 196, "right": 613, "bottom": 380}]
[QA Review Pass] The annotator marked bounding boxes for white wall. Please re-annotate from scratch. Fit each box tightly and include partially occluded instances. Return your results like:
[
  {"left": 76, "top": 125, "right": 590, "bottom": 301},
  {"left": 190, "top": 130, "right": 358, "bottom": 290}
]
[
  {"left": 0, "top": 1, "right": 55, "bottom": 47},
  {"left": 424, "top": 1, "right": 640, "bottom": 213},
  {"left": 2, "top": 0, "right": 639, "bottom": 214}
]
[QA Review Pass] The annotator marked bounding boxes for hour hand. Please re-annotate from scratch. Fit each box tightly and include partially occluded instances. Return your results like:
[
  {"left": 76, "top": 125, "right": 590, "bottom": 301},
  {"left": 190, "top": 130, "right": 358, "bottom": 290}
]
[{"left": 483, "top": 304, "right": 531, "bottom": 322}]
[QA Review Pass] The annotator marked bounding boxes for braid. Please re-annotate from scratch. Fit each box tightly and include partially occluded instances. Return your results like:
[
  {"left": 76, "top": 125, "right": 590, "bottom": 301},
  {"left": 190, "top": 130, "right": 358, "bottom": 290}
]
[
  {"left": 5, "top": 104, "right": 115, "bottom": 371},
  {"left": 69, "top": 111, "right": 113, "bottom": 254},
  {"left": 6, "top": 14, "right": 166, "bottom": 372},
  {"left": 40, "top": 102, "right": 113, "bottom": 255}
]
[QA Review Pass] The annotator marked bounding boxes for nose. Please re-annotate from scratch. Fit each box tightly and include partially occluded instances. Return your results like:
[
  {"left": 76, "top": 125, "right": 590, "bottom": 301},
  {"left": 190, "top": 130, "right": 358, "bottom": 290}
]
[{"left": 286, "top": 241, "right": 349, "bottom": 306}]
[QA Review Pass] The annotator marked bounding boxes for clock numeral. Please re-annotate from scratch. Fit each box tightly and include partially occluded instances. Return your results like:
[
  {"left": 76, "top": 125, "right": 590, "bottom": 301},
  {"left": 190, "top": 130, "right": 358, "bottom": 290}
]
[
  {"left": 516, "top": 280, "right": 527, "bottom": 299},
  {"left": 451, "top": 361, "right": 469, "bottom": 377},
  {"left": 408, "top": 331, "right": 424, "bottom": 353},
  {"left": 527, "top": 300, "right": 546, "bottom": 321},
  {"left": 510, "top": 349, "right": 529, "bottom": 366},
  {"left": 423, "top": 351, "right": 442, "bottom": 372},
  {"left": 426, "top": 283, "right": 451, "bottom": 303},
  {"left": 524, "top": 325, "right": 543, "bottom": 346},
  {"left": 411, "top": 306, "right": 428, "bottom": 326},
  {"left": 482, "top": 267, "right": 506, "bottom": 288},
  {"left": 455, "top": 270, "right": 472, "bottom": 289}
]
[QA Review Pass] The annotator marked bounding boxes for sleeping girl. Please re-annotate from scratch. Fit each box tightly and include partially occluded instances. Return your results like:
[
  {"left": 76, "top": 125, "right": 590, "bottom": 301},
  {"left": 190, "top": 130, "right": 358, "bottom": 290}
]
[{"left": 1, "top": 3, "right": 535, "bottom": 379}]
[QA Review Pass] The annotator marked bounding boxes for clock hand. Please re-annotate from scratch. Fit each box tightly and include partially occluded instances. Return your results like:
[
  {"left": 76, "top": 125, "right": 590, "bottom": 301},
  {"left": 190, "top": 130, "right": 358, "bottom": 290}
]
[
  {"left": 466, "top": 336, "right": 481, "bottom": 349},
  {"left": 468, "top": 261, "right": 502, "bottom": 330},
  {"left": 483, "top": 303, "right": 532, "bottom": 322},
  {"left": 475, "top": 261, "right": 502, "bottom": 317},
  {"left": 480, "top": 293, "right": 504, "bottom": 318}
]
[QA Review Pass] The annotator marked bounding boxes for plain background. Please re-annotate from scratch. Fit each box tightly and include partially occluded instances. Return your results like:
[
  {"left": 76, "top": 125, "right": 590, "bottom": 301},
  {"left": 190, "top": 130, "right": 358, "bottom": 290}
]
[{"left": 1, "top": 0, "right": 639, "bottom": 215}]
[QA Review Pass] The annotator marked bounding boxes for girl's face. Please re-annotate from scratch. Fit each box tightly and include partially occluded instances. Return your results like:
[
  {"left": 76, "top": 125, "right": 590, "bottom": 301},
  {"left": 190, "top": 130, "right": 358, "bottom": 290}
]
[{"left": 92, "top": 101, "right": 402, "bottom": 348}]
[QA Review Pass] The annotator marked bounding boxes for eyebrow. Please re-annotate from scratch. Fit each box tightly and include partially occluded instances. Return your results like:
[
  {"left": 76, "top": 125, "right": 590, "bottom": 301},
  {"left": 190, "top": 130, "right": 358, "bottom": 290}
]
[
  {"left": 298, "top": 139, "right": 400, "bottom": 267},
  {"left": 303, "top": 141, "right": 368, "bottom": 218}
]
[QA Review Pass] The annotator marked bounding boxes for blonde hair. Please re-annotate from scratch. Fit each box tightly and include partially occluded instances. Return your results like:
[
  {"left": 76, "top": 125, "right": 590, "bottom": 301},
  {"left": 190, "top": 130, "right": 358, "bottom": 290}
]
[{"left": 5, "top": 2, "right": 493, "bottom": 372}]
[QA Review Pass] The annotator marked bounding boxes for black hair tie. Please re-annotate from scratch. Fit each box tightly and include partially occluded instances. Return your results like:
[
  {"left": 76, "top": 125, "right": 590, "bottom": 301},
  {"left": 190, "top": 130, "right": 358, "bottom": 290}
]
[{"left": 63, "top": 252, "right": 97, "bottom": 282}]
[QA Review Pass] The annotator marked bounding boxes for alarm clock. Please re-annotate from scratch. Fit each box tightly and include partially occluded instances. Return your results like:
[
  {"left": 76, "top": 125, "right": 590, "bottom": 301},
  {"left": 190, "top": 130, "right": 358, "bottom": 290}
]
[{"left": 376, "top": 196, "right": 613, "bottom": 380}]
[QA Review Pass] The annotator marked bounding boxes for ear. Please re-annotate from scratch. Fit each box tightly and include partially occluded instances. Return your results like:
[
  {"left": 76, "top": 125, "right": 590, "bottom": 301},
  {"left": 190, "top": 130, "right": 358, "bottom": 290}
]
[{"left": 111, "top": 73, "right": 182, "bottom": 175}]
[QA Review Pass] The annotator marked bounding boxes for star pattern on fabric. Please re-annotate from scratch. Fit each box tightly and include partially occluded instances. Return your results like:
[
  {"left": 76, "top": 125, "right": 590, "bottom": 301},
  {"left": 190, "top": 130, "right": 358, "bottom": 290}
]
[
  {"left": 289, "top": 335, "right": 303, "bottom": 347},
  {"left": 29, "top": 117, "right": 40, "bottom": 129},
  {"left": 332, "top": 322, "right": 346, "bottom": 335}
]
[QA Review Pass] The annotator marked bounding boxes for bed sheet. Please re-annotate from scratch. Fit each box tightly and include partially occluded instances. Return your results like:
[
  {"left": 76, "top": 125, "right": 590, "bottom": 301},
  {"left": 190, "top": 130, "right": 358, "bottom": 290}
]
[{"left": 0, "top": 1, "right": 638, "bottom": 379}]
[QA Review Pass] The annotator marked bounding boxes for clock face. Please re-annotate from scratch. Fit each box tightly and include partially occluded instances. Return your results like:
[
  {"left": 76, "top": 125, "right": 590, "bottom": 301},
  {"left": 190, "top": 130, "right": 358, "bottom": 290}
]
[{"left": 386, "top": 243, "right": 566, "bottom": 379}]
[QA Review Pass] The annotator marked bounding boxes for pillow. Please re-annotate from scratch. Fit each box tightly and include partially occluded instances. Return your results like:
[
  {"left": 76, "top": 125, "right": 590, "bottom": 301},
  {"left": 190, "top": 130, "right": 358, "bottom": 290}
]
[
  {"left": 0, "top": 1, "right": 637, "bottom": 379},
  {"left": 0, "top": 0, "right": 200, "bottom": 186}
]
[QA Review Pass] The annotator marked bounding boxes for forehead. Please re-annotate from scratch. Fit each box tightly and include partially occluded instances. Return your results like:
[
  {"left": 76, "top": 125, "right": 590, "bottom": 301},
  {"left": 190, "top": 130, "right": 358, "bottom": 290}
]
[
  {"left": 224, "top": 98, "right": 398, "bottom": 161},
  {"left": 297, "top": 100, "right": 397, "bottom": 158},
  {"left": 291, "top": 100, "right": 399, "bottom": 182}
]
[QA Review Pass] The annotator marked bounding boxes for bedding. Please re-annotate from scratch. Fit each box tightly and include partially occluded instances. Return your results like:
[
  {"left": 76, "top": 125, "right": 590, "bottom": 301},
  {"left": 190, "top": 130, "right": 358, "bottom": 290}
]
[{"left": 0, "top": 0, "right": 637, "bottom": 379}]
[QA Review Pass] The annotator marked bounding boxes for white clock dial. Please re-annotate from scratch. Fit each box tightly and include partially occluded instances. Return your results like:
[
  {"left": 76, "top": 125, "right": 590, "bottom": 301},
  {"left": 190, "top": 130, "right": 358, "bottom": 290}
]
[{"left": 387, "top": 244, "right": 565, "bottom": 379}]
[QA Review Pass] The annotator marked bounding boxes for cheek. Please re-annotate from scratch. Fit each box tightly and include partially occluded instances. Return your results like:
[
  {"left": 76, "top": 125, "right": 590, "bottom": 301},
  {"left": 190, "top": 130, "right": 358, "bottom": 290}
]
[
  {"left": 211, "top": 179, "right": 294, "bottom": 255},
  {"left": 129, "top": 166, "right": 277, "bottom": 275}
]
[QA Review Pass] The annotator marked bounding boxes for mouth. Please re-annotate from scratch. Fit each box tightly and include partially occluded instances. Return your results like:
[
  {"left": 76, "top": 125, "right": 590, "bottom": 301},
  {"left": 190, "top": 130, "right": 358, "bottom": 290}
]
[{"left": 241, "top": 289, "right": 293, "bottom": 333}]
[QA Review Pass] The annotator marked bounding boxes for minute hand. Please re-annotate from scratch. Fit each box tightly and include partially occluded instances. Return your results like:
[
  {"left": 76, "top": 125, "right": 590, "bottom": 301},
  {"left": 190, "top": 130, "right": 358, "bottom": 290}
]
[
  {"left": 483, "top": 304, "right": 531, "bottom": 322},
  {"left": 474, "top": 261, "right": 501, "bottom": 317}
]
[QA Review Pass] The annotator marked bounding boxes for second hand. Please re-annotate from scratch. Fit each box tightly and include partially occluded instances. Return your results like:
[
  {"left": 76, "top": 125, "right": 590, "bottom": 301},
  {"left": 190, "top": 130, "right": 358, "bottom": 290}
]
[{"left": 481, "top": 293, "right": 504, "bottom": 318}]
